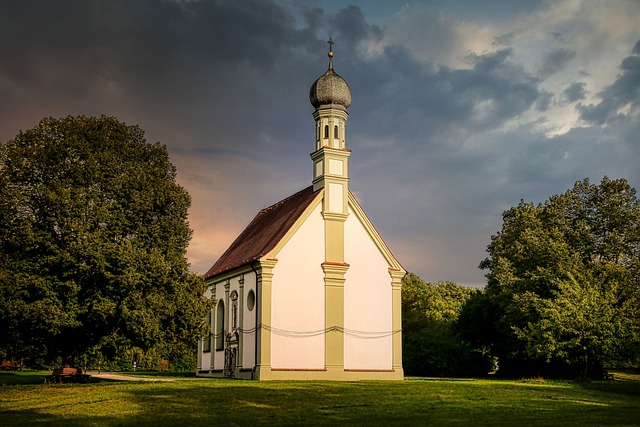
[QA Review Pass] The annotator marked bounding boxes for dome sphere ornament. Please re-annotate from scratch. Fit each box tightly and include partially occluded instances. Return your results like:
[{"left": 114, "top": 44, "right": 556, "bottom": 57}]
[{"left": 309, "top": 38, "right": 352, "bottom": 110}]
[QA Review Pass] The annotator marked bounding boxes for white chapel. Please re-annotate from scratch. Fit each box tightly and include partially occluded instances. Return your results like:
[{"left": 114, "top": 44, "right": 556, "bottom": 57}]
[{"left": 197, "top": 42, "right": 405, "bottom": 380}]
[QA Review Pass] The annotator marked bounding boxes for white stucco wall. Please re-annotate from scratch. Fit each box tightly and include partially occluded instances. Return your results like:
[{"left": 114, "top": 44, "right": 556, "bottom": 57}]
[
  {"left": 270, "top": 202, "right": 326, "bottom": 369},
  {"left": 343, "top": 205, "right": 393, "bottom": 370}
]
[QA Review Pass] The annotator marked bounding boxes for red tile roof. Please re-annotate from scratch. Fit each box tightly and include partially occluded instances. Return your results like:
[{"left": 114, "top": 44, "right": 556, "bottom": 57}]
[{"left": 204, "top": 186, "right": 321, "bottom": 279}]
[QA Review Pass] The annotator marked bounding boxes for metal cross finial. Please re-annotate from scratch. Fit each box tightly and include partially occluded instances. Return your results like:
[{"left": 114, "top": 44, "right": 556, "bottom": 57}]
[{"left": 327, "top": 37, "right": 334, "bottom": 68}]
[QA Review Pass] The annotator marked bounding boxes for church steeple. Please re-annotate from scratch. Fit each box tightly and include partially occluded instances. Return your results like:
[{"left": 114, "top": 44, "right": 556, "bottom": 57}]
[{"left": 309, "top": 39, "right": 352, "bottom": 217}]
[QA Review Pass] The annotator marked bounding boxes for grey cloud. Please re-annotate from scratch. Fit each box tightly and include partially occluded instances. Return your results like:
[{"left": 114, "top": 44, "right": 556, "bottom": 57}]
[
  {"left": 539, "top": 48, "right": 576, "bottom": 77},
  {"left": 2, "top": 1, "right": 638, "bottom": 286},
  {"left": 327, "top": 5, "right": 383, "bottom": 49},
  {"left": 563, "top": 82, "right": 587, "bottom": 103},
  {"left": 493, "top": 32, "right": 516, "bottom": 47},
  {"left": 578, "top": 40, "right": 640, "bottom": 125},
  {"left": 536, "top": 90, "right": 553, "bottom": 111},
  {"left": 351, "top": 47, "right": 540, "bottom": 148}
]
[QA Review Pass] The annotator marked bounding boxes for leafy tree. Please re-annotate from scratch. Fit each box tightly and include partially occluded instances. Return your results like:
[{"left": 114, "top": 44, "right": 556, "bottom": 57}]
[
  {"left": 0, "top": 116, "right": 210, "bottom": 368},
  {"left": 475, "top": 177, "right": 640, "bottom": 378},
  {"left": 402, "top": 273, "right": 494, "bottom": 377}
]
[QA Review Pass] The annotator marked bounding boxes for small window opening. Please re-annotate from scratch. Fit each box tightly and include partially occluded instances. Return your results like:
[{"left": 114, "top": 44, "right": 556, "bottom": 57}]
[{"left": 215, "top": 300, "right": 225, "bottom": 351}]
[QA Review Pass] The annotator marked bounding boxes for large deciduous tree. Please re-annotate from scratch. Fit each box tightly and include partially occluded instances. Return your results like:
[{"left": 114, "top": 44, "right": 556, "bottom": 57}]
[
  {"left": 0, "top": 116, "right": 209, "bottom": 368},
  {"left": 474, "top": 177, "right": 640, "bottom": 378}
]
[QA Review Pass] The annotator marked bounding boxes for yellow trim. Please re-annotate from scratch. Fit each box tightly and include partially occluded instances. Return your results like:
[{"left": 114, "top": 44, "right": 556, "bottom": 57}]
[
  {"left": 254, "top": 258, "right": 277, "bottom": 380},
  {"left": 204, "top": 264, "right": 254, "bottom": 286},
  {"left": 311, "top": 146, "right": 351, "bottom": 193},
  {"left": 390, "top": 268, "right": 405, "bottom": 376},
  {"left": 322, "top": 262, "right": 348, "bottom": 373},
  {"left": 252, "top": 368, "right": 404, "bottom": 381},
  {"left": 324, "top": 219, "right": 345, "bottom": 263}
]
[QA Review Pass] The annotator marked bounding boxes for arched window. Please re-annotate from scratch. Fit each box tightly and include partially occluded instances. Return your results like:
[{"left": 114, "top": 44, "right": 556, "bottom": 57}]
[
  {"left": 203, "top": 310, "right": 212, "bottom": 352},
  {"left": 324, "top": 125, "right": 329, "bottom": 139},
  {"left": 334, "top": 125, "right": 339, "bottom": 139},
  {"left": 215, "top": 300, "right": 225, "bottom": 351},
  {"left": 230, "top": 291, "right": 238, "bottom": 330}
]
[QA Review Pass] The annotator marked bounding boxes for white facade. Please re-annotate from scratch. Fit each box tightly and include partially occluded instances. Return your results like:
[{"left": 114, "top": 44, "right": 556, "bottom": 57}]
[
  {"left": 270, "top": 202, "right": 325, "bottom": 369},
  {"left": 344, "top": 205, "right": 394, "bottom": 370},
  {"left": 197, "top": 195, "right": 404, "bottom": 380}
]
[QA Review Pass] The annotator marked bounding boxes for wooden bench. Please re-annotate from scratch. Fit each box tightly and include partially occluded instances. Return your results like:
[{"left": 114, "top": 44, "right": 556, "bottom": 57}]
[
  {"left": 603, "top": 372, "right": 615, "bottom": 380},
  {"left": 0, "top": 361, "right": 20, "bottom": 371},
  {"left": 46, "top": 367, "right": 90, "bottom": 383}
]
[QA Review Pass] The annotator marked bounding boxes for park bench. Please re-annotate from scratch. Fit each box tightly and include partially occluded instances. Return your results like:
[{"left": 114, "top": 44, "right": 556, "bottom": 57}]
[
  {"left": 46, "top": 367, "right": 90, "bottom": 383},
  {"left": 603, "top": 372, "right": 615, "bottom": 380},
  {"left": 0, "top": 361, "right": 20, "bottom": 371}
]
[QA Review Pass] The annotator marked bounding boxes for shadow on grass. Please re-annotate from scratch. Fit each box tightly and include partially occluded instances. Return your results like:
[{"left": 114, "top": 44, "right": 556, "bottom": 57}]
[
  {"left": 113, "top": 370, "right": 197, "bottom": 378},
  {"left": 2, "top": 376, "right": 640, "bottom": 426},
  {"left": 0, "top": 370, "right": 196, "bottom": 386},
  {"left": 1, "top": 372, "right": 48, "bottom": 385}
]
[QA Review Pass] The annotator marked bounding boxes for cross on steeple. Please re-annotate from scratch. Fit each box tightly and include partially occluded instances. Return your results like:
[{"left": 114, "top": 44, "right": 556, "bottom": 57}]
[{"left": 327, "top": 37, "right": 334, "bottom": 68}]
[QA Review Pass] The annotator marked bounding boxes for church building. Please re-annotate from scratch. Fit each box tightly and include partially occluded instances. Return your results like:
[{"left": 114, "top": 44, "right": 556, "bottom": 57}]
[{"left": 197, "top": 42, "right": 405, "bottom": 380}]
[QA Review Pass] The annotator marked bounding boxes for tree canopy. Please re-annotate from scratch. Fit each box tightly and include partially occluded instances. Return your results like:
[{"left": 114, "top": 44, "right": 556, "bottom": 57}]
[
  {"left": 402, "top": 273, "right": 494, "bottom": 377},
  {"left": 0, "top": 116, "right": 210, "bottom": 369},
  {"left": 472, "top": 177, "right": 640, "bottom": 378}
]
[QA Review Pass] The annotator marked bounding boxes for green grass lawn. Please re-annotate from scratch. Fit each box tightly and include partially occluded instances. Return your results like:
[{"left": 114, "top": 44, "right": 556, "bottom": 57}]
[{"left": 1, "top": 371, "right": 639, "bottom": 426}]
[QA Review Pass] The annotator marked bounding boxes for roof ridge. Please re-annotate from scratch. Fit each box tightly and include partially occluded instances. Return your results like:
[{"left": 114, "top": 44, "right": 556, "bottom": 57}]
[
  {"left": 204, "top": 185, "right": 320, "bottom": 278},
  {"left": 260, "top": 186, "right": 313, "bottom": 213}
]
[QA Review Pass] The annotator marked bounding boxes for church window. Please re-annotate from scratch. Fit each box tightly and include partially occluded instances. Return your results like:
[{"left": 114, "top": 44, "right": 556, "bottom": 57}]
[
  {"left": 215, "top": 300, "right": 225, "bottom": 351},
  {"left": 334, "top": 125, "right": 339, "bottom": 138},
  {"left": 324, "top": 125, "right": 329, "bottom": 139},
  {"left": 247, "top": 289, "right": 255, "bottom": 311},
  {"left": 203, "top": 310, "right": 212, "bottom": 352},
  {"left": 231, "top": 291, "right": 238, "bottom": 330}
]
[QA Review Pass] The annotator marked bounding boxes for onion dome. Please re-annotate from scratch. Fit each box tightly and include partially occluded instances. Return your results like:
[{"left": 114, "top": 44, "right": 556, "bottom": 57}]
[{"left": 309, "top": 40, "right": 352, "bottom": 110}]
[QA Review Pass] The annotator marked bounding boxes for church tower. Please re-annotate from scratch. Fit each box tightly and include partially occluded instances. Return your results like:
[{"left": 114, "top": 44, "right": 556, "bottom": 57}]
[
  {"left": 199, "top": 39, "right": 405, "bottom": 381},
  {"left": 309, "top": 39, "right": 352, "bottom": 206},
  {"left": 308, "top": 39, "right": 353, "bottom": 374}
]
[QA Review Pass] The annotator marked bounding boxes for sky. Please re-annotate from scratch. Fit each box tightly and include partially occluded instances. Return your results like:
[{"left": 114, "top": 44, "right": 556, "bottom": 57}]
[{"left": 1, "top": 0, "right": 639, "bottom": 287}]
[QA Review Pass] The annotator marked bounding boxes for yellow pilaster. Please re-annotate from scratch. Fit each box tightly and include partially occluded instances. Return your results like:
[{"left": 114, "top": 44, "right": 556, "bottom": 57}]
[
  {"left": 255, "top": 259, "right": 277, "bottom": 380},
  {"left": 322, "top": 262, "right": 349, "bottom": 373},
  {"left": 389, "top": 268, "right": 405, "bottom": 376}
]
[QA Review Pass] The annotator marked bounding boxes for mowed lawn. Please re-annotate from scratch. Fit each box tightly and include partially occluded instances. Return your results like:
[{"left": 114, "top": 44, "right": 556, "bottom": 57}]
[{"left": 1, "top": 371, "right": 639, "bottom": 426}]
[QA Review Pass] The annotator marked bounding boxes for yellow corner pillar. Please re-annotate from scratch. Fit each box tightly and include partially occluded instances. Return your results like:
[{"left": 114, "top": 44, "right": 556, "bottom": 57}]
[
  {"left": 389, "top": 268, "right": 405, "bottom": 377},
  {"left": 254, "top": 259, "right": 277, "bottom": 380}
]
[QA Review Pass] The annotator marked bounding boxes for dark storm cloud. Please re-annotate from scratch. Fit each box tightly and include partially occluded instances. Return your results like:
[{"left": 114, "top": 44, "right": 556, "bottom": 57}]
[
  {"left": 325, "top": 5, "right": 383, "bottom": 49},
  {"left": 492, "top": 32, "right": 516, "bottom": 47},
  {"left": 348, "top": 46, "right": 540, "bottom": 150},
  {"left": 2, "top": 0, "right": 638, "bottom": 285},
  {"left": 538, "top": 48, "right": 576, "bottom": 77},
  {"left": 578, "top": 40, "right": 640, "bottom": 125},
  {"left": 0, "top": 0, "right": 370, "bottom": 157},
  {"left": 536, "top": 90, "right": 553, "bottom": 111},
  {"left": 563, "top": 82, "right": 587, "bottom": 103},
  {"left": 0, "top": 0, "right": 310, "bottom": 138}
]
